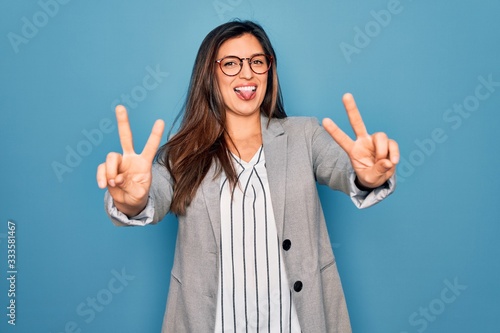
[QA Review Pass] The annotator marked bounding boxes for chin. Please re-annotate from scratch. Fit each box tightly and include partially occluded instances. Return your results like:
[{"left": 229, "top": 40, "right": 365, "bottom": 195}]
[
  {"left": 236, "top": 104, "right": 262, "bottom": 115},
  {"left": 226, "top": 100, "right": 262, "bottom": 116},
  {"left": 230, "top": 108, "right": 260, "bottom": 117}
]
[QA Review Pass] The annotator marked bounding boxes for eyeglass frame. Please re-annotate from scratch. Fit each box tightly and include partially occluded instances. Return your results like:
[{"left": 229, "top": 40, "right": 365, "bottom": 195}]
[{"left": 215, "top": 53, "right": 273, "bottom": 77}]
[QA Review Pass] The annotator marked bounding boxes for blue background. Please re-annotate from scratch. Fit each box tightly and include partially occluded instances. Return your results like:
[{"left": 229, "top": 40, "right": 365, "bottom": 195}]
[{"left": 1, "top": 0, "right": 499, "bottom": 332}]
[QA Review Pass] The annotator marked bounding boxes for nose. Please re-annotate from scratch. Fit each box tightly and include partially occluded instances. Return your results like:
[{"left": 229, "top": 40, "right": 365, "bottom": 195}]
[{"left": 239, "top": 58, "right": 253, "bottom": 79}]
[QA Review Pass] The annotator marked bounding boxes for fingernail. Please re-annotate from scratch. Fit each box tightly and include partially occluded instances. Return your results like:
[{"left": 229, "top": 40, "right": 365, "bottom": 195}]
[
  {"left": 98, "top": 180, "right": 106, "bottom": 188},
  {"left": 108, "top": 179, "right": 116, "bottom": 187}
]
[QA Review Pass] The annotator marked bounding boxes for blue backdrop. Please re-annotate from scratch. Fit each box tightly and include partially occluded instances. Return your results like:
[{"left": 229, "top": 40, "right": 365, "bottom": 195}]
[{"left": 1, "top": 0, "right": 499, "bottom": 332}]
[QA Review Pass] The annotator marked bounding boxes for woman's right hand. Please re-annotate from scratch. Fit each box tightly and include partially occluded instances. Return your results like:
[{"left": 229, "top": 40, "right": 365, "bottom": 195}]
[{"left": 96, "top": 105, "right": 165, "bottom": 217}]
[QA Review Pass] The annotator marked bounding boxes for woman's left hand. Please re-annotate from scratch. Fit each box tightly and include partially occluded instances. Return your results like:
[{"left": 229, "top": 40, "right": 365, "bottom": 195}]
[{"left": 322, "top": 93, "right": 400, "bottom": 189}]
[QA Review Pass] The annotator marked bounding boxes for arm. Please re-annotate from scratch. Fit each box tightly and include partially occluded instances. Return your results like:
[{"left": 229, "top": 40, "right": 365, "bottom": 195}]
[
  {"left": 311, "top": 117, "right": 396, "bottom": 209},
  {"left": 104, "top": 163, "right": 174, "bottom": 226},
  {"left": 96, "top": 105, "right": 168, "bottom": 225},
  {"left": 314, "top": 93, "right": 399, "bottom": 208}
]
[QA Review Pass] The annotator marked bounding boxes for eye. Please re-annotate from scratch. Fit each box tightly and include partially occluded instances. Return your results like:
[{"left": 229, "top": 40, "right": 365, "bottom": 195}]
[
  {"left": 251, "top": 55, "right": 267, "bottom": 67},
  {"left": 222, "top": 57, "right": 240, "bottom": 68}
]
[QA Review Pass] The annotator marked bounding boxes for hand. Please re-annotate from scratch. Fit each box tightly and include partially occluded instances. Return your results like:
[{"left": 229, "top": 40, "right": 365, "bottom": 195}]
[
  {"left": 96, "top": 105, "right": 165, "bottom": 216},
  {"left": 322, "top": 93, "right": 399, "bottom": 189}
]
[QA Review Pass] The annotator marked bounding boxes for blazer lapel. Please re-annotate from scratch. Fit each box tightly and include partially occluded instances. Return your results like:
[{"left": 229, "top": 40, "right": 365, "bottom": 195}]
[
  {"left": 201, "top": 164, "right": 221, "bottom": 247},
  {"left": 261, "top": 115, "right": 287, "bottom": 238},
  {"left": 202, "top": 115, "right": 288, "bottom": 247}
]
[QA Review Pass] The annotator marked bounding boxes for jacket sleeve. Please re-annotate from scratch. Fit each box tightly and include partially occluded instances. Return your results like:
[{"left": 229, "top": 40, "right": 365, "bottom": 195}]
[
  {"left": 104, "top": 163, "right": 174, "bottom": 226},
  {"left": 309, "top": 117, "right": 396, "bottom": 209}
]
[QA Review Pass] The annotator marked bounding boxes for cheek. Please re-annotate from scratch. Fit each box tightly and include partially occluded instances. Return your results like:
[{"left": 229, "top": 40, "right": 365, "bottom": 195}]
[
  {"left": 216, "top": 75, "right": 233, "bottom": 93},
  {"left": 215, "top": 75, "right": 233, "bottom": 103}
]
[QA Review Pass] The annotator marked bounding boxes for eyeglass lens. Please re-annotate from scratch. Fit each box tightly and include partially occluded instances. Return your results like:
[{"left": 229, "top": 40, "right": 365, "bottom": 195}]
[{"left": 219, "top": 55, "right": 270, "bottom": 76}]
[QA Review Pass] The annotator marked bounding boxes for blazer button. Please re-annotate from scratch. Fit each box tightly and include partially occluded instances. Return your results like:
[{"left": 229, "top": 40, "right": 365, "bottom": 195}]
[
  {"left": 293, "top": 281, "right": 303, "bottom": 292},
  {"left": 282, "top": 239, "right": 291, "bottom": 251}
]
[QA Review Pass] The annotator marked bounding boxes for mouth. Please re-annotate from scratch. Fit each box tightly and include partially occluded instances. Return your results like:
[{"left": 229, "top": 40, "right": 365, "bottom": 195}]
[{"left": 234, "top": 85, "right": 257, "bottom": 101}]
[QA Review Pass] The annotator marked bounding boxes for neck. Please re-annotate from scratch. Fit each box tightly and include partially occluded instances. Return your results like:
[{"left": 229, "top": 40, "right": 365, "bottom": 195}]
[
  {"left": 226, "top": 112, "right": 261, "bottom": 140},
  {"left": 225, "top": 112, "right": 263, "bottom": 162}
]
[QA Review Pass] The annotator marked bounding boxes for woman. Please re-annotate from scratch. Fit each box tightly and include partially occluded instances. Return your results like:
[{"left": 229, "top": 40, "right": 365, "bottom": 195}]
[{"left": 97, "top": 20, "right": 399, "bottom": 332}]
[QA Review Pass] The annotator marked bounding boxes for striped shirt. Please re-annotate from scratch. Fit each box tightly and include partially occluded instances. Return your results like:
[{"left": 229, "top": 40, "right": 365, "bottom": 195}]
[{"left": 214, "top": 146, "right": 301, "bottom": 332}]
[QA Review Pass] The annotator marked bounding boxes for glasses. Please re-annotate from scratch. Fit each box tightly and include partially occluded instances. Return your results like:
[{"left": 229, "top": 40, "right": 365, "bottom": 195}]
[{"left": 215, "top": 54, "right": 273, "bottom": 76}]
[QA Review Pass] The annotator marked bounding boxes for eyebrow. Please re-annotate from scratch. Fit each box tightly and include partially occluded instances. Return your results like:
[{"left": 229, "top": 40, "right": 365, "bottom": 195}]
[{"left": 218, "top": 52, "right": 266, "bottom": 59}]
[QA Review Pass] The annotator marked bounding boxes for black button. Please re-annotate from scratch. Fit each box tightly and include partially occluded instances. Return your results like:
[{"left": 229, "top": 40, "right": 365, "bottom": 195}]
[
  {"left": 282, "top": 239, "right": 291, "bottom": 251},
  {"left": 293, "top": 281, "right": 303, "bottom": 292}
]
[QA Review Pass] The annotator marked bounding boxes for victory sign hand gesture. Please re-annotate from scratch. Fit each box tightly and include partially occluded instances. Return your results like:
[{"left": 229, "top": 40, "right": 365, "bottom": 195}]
[
  {"left": 96, "top": 105, "right": 165, "bottom": 216},
  {"left": 322, "top": 93, "right": 399, "bottom": 189}
]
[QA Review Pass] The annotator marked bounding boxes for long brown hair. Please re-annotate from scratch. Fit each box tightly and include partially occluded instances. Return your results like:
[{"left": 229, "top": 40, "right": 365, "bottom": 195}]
[{"left": 156, "top": 20, "right": 286, "bottom": 215}]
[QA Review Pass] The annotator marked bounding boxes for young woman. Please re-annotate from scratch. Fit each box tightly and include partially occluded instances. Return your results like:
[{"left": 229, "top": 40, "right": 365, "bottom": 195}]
[{"left": 97, "top": 20, "right": 399, "bottom": 333}]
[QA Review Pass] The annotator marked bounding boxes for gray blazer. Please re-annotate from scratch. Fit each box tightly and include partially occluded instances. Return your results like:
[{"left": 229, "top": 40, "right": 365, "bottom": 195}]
[{"left": 106, "top": 115, "right": 396, "bottom": 332}]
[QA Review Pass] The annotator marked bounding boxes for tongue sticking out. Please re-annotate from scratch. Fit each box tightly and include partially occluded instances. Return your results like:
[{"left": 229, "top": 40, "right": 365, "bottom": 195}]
[
  {"left": 239, "top": 90, "right": 255, "bottom": 100},
  {"left": 235, "top": 87, "right": 256, "bottom": 100}
]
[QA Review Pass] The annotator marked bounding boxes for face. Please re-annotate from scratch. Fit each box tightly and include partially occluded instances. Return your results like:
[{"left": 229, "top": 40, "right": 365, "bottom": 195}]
[{"left": 215, "top": 33, "right": 269, "bottom": 119}]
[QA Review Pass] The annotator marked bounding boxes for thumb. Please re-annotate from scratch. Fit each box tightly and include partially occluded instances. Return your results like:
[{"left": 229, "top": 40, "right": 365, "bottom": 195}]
[
  {"left": 114, "top": 173, "right": 126, "bottom": 187},
  {"left": 374, "top": 159, "right": 393, "bottom": 175}
]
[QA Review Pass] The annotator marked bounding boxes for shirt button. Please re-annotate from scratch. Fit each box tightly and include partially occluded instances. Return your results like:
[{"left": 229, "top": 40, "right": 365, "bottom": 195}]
[
  {"left": 293, "top": 281, "right": 303, "bottom": 292},
  {"left": 282, "top": 239, "right": 291, "bottom": 251}
]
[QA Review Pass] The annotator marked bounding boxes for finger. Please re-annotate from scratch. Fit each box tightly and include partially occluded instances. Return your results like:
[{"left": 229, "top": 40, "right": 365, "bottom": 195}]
[
  {"left": 322, "top": 118, "right": 354, "bottom": 153},
  {"left": 374, "top": 158, "right": 394, "bottom": 175},
  {"left": 141, "top": 119, "right": 165, "bottom": 162},
  {"left": 388, "top": 139, "right": 400, "bottom": 164},
  {"left": 105, "top": 152, "right": 123, "bottom": 187},
  {"left": 372, "top": 132, "right": 389, "bottom": 161},
  {"left": 342, "top": 93, "right": 368, "bottom": 138},
  {"left": 114, "top": 173, "right": 125, "bottom": 187},
  {"left": 116, "top": 105, "right": 135, "bottom": 154},
  {"left": 96, "top": 163, "right": 107, "bottom": 189}
]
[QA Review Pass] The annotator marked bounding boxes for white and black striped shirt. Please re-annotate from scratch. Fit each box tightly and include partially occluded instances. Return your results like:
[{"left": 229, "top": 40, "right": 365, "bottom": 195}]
[{"left": 214, "top": 146, "right": 301, "bottom": 333}]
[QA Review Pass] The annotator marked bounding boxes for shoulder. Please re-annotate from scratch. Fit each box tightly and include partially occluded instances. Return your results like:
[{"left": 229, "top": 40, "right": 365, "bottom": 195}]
[
  {"left": 270, "top": 116, "right": 322, "bottom": 134},
  {"left": 273, "top": 116, "right": 319, "bottom": 126},
  {"left": 262, "top": 115, "right": 329, "bottom": 146}
]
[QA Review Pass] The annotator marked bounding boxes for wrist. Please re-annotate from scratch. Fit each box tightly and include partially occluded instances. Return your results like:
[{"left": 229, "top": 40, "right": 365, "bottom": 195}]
[
  {"left": 114, "top": 199, "right": 147, "bottom": 218},
  {"left": 354, "top": 176, "right": 375, "bottom": 191}
]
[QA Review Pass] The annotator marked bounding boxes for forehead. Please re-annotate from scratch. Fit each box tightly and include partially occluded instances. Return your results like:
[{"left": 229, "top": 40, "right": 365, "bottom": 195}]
[{"left": 217, "top": 33, "right": 265, "bottom": 57}]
